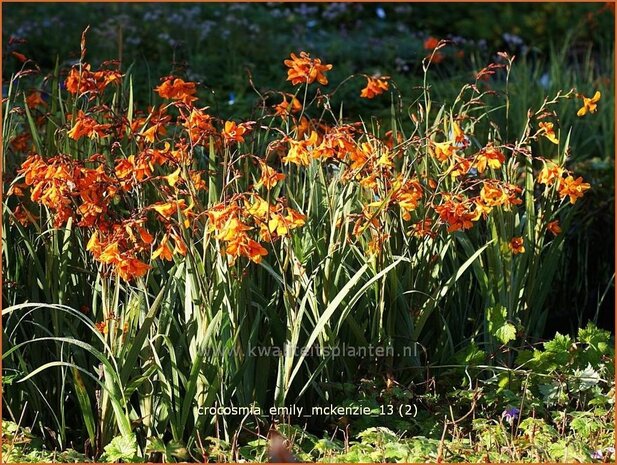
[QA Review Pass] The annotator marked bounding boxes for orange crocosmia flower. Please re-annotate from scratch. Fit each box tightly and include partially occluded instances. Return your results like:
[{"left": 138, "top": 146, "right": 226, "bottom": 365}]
[
  {"left": 255, "top": 163, "right": 285, "bottom": 190},
  {"left": 434, "top": 194, "right": 477, "bottom": 232},
  {"left": 7, "top": 182, "right": 26, "bottom": 197},
  {"left": 12, "top": 51, "right": 28, "bottom": 63},
  {"left": 11, "top": 133, "right": 30, "bottom": 152},
  {"left": 475, "top": 145, "right": 505, "bottom": 173},
  {"left": 538, "top": 122, "right": 559, "bottom": 145},
  {"left": 266, "top": 213, "right": 290, "bottom": 237},
  {"left": 115, "top": 155, "right": 153, "bottom": 186},
  {"left": 189, "top": 171, "right": 208, "bottom": 191},
  {"left": 225, "top": 234, "right": 269, "bottom": 264},
  {"left": 67, "top": 110, "right": 111, "bottom": 140},
  {"left": 480, "top": 181, "right": 522, "bottom": 210},
  {"left": 547, "top": 220, "right": 562, "bottom": 236},
  {"left": 509, "top": 237, "right": 525, "bottom": 255},
  {"left": 411, "top": 219, "right": 436, "bottom": 239},
  {"left": 286, "top": 208, "right": 306, "bottom": 229},
  {"left": 246, "top": 196, "right": 271, "bottom": 220},
  {"left": 136, "top": 226, "right": 154, "bottom": 246},
  {"left": 152, "top": 234, "right": 174, "bottom": 261},
  {"left": 284, "top": 51, "right": 333, "bottom": 86},
  {"left": 12, "top": 205, "right": 38, "bottom": 226},
  {"left": 451, "top": 121, "right": 467, "bottom": 146},
  {"left": 424, "top": 36, "right": 440, "bottom": 50},
  {"left": 155, "top": 77, "right": 198, "bottom": 105},
  {"left": 132, "top": 105, "right": 172, "bottom": 143},
  {"left": 391, "top": 177, "right": 423, "bottom": 221},
  {"left": 429, "top": 52, "right": 445, "bottom": 64},
  {"left": 222, "top": 121, "right": 250, "bottom": 144},
  {"left": 182, "top": 107, "right": 215, "bottom": 145},
  {"left": 98, "top": 242, "right": 121, "bottom": 265},
  {"left": 217, "top": 216, "right": 252, "bottom": 242},
  {"left": 170, "top": 230, "right": 188, "bottom": 256},
  {"left": 86, "top": 231, "right": 103, "bottom": 256},
  {"left": 282, "top": 131, "right": 319, "bottom": 166},
  {"left": 151, "top": 199, "right": 187, "bottom": 220},
  {"left": 274, "top": 94, "right": 302, "bottom": 117},
  {"left": 116, "top": 256, "right": 150, "bottom": 281},
  {"left": 95, "top": 321, "right": 108, "bottom": 335},
  {"left": 26, "top": 91, "right": 46, "bottom": 109},
  {"left": 65, "top": 64, "right": 122, "bottom": 96},
  {"left": 577, "top": 91, "right": 601, "bottom": 117},
  {"left": 537, "top": 161, "right": 564, "bottom": 186},
  {"left": 449, "top": 156, "right": 472, "bottom": 179},
  {"left": 558, "top": 175, "right": 590, "bottom": 204},
  {"left": 360, "top": 76, "right": 389, "bottom": 99},
  {"left": 432, "top": 141, "right": 456, "bottom": 162},
  {"left": 245, "top": 238, "right": 269, "bottom": 264},
  {"left": 164, "top": 167, "right": 182, "bottom": 187}
]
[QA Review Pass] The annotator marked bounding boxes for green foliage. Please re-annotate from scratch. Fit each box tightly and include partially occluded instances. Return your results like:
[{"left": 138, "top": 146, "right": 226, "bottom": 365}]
[{"left": 100, "top": 434, "right": 140, "bottom": 463}]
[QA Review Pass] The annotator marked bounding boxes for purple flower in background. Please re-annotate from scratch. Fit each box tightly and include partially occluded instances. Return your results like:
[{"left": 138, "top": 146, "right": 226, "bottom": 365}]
[
  {"left": 501, "top": 406, "right": 520, "bottom": 424},
  {"left": 591, "top": 450, "right": 603, "bottom": 460}
]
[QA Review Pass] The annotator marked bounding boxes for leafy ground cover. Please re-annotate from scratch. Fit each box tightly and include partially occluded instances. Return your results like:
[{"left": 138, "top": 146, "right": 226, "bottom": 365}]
[
  {"left": 3, "top": 327, "right": 614, "bottom": 462},
  {"left": 2, "top": 3, "right": 614, "bottom": 463}
]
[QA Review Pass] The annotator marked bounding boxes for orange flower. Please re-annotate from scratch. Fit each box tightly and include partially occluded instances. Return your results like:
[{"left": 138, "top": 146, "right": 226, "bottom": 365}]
[
  {"left": 116, "top": 257, "right": 150, "bottom": 281},
  {"left": 151, "top": 200, "right": 187, "bottom": 220},
  {"left": 282, "top": 131, "right": 319, "bottom": 166},
  {"left": 225, "top": 235, "right": 268, "bottom": 264},
  {"left": 115, "top": 155, "right": 153, "bottom": 188},
  {"left": 11, "top": 205, "right": 38, "bottom": 226},
  {"left": 255, "top": 162, "right": 285, "bottom": 190},
  {"left": 434, "top": 194, "right": 477, "bottom": 232},
  {"left": 222, "top": 121, "right": 251, "bottom": 144},
  {"left": 424, "top": 36, "right": 440, "bottom": 50},
  {"left": 479, "top": 181, "right": 522, "bottom": 210},
  {"left": 182, "top": 107, "right": 216, "bottom": 145},
  {"left": 538, "top": 122, "right": 559, "bottom": 145},
  {"left": 163, "top": 167, "right": 181, "bottom": 187},
  {"left": 391, "top": 176, "right": 423, "bottom": 221},
  {"left": 95, "top": 321, "right": 108, "bottom": 335},
  {"left": 155, "top": 77, "right": 198, "bottom": 105},
  {"left": 509, "top": 237, "right": 525, "bottom": 255},
  {"left": 432, "top": 141, "right": 456, "bottom": 163},
  {"left": 411, "top": 219, "right": 436, "bottom": 239},
  {"left": 537, "top": 161, "right": 564, "bottom": 186},
  {"left": 577, "top": 91, "right": 601, "bottom": 117},
  {"left": 274, "top": 94, "right": 302, "bottom": 117},
  {"left": 170, "top": 230, "right": 188, "bottom": 256},
  {"left": 360, "top": 76, "right": 389, "bottom": 99},
  {"left": 284, "top": 51, "right": 332, "bottom": 86},
  {"left": 133, "top": 105, "right": 171, "bottom": 143},
  {"left": 558, "top": 175, "right": 590, "bottom": 204},
  {"left": 217, "top": 217, "right": 252, "bottom": 242},
  {"left": 152, "top": 234, "right": 174, "bottom": 261},
  {"left": 429, "top": 52, "right": 445, "bottom": 64},
  {"left": 26, "top": 91, "right": 46, "bottom": 109},
  {"left": 547, "top": 220, "right": 562, "bottom": 236},
  {"left": 449, "top": 156, "right": 472, "bottom": 179},
  {"left": 67, "top": 110, "right": 111, "bottom": 140},
  {"left": 475, "top": 145, "right": 505, "bottom": 173},
  {"left": 65, "top": 64, "right": 122, "bottom": 96},
  {"left": 451, "top": 121, "right": 467, "bottom": 147},
  {"left": 10, "top": 133, "right": 30, "bottom": 152},
  {"left": 98, "top": 242, "right": 121, "bottom": 265}
]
